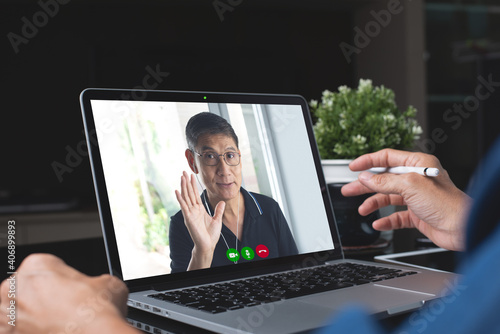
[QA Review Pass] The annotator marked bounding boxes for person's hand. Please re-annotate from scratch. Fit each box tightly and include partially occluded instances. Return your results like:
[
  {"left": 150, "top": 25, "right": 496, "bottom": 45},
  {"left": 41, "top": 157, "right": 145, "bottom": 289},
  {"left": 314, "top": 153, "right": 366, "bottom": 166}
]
[
  {"left": 0, "top": 253, "right": 137, "bottom": 334},
  {"left": 341, "top": 149, "right": 471, "bottom": 251},
  {"left": 175, "top": 171, "right": 225, "bottom": 270}
]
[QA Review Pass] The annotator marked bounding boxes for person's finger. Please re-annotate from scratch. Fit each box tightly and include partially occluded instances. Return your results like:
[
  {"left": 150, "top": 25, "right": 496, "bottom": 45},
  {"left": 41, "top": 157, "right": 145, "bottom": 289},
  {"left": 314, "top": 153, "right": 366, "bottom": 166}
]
[
  {"left": 179, "top": 172, "right": 194, "bottom": 208},
  {"left": 177, "top": 185, "right": 191, "bottom": 213},
  {"left": 184, "top": 171, "right": 199, "bottom": 207},
  {"left": 189, "top": 174, "right": 201, "bottom": 206},
  {"left": 349, "top": 149, "right": 440, "bottom": 172},
  {"left": 175, "top": 189, "right": 188, "bottom": 211},
  {"left": 206, "top": 201, "right": 225, "bottom": 239},
  {"left": 372, "top": 210, "right": 416, "bottom": 231},
  {"left": 341, "top": 180, "right": 374, "bottom": 197},
  {"left": 357, "top": 170, "right": 434, "bottom": 198},
  {"left": 358, "top": 193, "right": 405, "bottom": 216}
]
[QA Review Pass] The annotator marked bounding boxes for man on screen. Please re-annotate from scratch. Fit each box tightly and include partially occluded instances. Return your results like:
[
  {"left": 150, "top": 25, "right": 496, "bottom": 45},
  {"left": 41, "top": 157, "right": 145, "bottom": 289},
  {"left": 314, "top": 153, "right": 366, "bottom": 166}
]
[{"left": 169, "top": 112, "right": 298, "bottom": 273}]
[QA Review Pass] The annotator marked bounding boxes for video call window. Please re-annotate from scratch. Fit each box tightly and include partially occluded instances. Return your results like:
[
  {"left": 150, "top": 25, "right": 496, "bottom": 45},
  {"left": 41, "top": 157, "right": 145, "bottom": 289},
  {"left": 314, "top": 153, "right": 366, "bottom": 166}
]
[{"left": 91, "top": 100, "right": 333, "bottom": 280}]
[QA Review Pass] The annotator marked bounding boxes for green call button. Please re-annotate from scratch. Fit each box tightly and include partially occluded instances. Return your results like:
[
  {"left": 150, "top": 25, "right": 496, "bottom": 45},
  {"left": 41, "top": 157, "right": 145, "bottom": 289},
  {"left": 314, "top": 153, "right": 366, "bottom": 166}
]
[
  {"left": 241, "top": 247, "right": 255, "bottom": 260},
  {"left": 226, "top": 248, "right": 240, "bottom": 262}
]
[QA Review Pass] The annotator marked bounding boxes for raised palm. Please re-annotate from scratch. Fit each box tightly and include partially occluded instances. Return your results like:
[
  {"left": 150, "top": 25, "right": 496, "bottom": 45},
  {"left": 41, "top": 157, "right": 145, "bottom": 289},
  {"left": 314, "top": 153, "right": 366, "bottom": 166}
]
[{"left": 175, "top": 172, "right": 225, "bottom": 253}]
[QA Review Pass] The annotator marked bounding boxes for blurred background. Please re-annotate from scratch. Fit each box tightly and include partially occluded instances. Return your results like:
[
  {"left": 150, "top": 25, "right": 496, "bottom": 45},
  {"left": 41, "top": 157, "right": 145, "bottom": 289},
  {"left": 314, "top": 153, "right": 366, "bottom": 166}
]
[{"left": 1, "top": 0, "right": 500, "bottom": 275}]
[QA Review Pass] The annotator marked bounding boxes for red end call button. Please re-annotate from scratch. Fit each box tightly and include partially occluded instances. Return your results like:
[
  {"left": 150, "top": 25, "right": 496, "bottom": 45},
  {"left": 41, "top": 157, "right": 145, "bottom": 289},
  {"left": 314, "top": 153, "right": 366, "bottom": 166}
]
[{"left": 255, "top": 244, "right": 269, "bottom": 258}]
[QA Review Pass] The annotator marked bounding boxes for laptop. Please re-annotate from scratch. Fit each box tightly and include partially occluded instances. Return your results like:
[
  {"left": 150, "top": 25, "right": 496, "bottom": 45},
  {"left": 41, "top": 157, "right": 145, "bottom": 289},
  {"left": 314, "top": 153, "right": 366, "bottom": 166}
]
[{"left": 80, "top": 88, "right": 458, "bottom": 334}]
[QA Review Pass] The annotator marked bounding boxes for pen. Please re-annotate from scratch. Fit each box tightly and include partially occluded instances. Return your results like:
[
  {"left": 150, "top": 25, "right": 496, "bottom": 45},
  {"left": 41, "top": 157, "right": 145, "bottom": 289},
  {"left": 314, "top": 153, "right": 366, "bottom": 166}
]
[{"left": 368, "top": 167, "right": 440, "bottom": 177}]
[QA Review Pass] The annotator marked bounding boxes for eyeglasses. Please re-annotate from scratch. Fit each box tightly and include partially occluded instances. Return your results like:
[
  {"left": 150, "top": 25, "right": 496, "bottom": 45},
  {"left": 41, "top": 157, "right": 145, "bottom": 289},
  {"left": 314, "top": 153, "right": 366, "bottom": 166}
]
[{"left": 193, "top": 150, "right": 241, "bottom": 166}]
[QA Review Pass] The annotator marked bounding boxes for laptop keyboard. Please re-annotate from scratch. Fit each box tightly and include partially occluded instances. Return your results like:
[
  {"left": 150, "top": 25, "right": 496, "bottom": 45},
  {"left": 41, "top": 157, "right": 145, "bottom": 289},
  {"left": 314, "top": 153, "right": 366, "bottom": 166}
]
[{"left": 148, "top": 262, "right": 418, "bottom": 314}]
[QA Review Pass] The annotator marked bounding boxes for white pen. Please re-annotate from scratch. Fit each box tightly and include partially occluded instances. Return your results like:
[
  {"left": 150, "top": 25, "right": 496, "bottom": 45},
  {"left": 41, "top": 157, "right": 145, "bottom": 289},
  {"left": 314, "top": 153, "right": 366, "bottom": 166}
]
[{"left": 368, "top": 166, "right": 440, "bottom": 177}]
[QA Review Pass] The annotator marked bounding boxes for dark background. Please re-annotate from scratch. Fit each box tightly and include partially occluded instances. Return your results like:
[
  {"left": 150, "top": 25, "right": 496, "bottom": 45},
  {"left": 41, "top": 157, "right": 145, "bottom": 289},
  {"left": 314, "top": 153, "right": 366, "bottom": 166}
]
[
  {"left": 425, "top": 1, "right": 500, "bottom": 189},
  {"left": 2, "top": 0, "right": 356, "bottom": 210}
]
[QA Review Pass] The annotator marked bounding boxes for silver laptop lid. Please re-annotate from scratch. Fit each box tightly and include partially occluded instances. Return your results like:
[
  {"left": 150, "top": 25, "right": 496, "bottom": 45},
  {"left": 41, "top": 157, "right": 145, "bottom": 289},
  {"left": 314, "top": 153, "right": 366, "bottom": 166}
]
[{"left": 79, "top": 88, "right": 342, "bottom": 290}]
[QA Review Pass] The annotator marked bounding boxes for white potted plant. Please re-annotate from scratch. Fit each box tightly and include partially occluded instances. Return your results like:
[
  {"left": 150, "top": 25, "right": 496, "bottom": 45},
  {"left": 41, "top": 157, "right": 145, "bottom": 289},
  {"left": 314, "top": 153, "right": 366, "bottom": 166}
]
[{"left": 310, "top": 79, "right": 423, "bottom": 183}]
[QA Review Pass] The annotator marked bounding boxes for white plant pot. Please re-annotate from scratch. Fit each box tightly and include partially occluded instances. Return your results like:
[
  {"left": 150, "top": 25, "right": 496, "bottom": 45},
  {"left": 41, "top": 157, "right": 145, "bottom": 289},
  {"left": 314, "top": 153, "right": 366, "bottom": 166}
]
[
  {"left": 321, "top": 159, "right": 360, "bottom": 184},
  {"left": 322, "top": 159, "right": 394, "bottom": 246}
]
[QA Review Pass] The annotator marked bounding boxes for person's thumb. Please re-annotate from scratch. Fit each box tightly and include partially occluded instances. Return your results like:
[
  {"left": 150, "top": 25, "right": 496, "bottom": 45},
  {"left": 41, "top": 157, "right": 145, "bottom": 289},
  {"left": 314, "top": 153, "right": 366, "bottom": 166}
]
[{"left": 213, "top": 201, "right": 226, "bottom": 222}]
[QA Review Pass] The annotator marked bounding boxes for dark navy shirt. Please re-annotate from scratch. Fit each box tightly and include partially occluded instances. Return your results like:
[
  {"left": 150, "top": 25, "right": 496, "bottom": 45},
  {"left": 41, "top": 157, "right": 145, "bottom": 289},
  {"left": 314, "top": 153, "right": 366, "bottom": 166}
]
[{"left": 169, "top": 188, "right": 299, "bottom": 273}]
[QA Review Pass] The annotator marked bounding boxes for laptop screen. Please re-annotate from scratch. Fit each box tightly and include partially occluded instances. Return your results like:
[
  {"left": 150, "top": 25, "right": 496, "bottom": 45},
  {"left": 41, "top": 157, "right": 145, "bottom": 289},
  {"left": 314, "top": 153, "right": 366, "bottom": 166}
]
[{"left": 81, "top": 90, "right": 339, "bottom": 281}]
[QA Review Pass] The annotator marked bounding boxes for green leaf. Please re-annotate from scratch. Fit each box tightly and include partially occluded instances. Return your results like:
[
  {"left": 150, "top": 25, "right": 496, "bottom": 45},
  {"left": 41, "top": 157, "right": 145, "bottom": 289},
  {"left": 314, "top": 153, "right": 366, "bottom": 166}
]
[{"left": 309, "top": 79, "right": 421, "bottom": 159}]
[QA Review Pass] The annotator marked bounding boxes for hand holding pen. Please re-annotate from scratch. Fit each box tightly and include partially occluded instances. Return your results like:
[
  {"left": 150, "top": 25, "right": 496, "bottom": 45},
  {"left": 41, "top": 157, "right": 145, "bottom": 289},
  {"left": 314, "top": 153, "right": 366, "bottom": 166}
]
[{"left": 340, "top": 148, "right": 471, "bottom": 251}]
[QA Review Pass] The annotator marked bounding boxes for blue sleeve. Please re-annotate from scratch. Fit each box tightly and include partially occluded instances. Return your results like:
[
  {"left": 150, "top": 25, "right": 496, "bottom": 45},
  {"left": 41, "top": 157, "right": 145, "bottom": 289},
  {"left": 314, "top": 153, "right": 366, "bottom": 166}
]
[{"left": 395, "top": 223, "right": 500, "bottom": 334}]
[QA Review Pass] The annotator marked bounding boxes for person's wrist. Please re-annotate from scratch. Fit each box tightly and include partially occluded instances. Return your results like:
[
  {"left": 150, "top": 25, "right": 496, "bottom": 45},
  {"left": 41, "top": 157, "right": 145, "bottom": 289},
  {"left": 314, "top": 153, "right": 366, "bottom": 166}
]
[
  {"left": 192, "top": 246, "right": 214, "bottom": 261},
  {"left": 450, "top": 191, "right": 472, "bottom": 251},
  {"left": 189, "top": 246, "right": 214, "bottom": 270}
]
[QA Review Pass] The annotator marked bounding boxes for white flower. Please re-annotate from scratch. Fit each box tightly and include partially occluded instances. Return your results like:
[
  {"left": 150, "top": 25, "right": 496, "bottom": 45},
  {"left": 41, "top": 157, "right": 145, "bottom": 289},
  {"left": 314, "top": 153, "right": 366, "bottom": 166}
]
[
  {"left": 340, "top": 119, "right": 347, "bottom": 130},
  {"left": 393, "top": 133, "right": 401, "bottom": 145},
  {"left": 338, "top": 85, "right": 350, "bottom": 94},
  {"left": 352, "top": 134, "right": 367, "bottom": 144},
  {"left": 412, "top": 125, "right": 423, "bottom": 135},
  {"left": 383, "top": 114, "right": 395, "bottom": 122},
  {"left": 334, "top": 143, "right": 345, "bottom": 155},
  {"left": 382, "top": 114, "right": 396, "bottom": 129},
  {"left": 322, "top": 90, "right": 333, "bottom": 99},
  {"left": 412, "top": 125, "right": 423, "bottom": 140},
  {"left": 357, "top": 79, "right": 373, "bottom": 93}
]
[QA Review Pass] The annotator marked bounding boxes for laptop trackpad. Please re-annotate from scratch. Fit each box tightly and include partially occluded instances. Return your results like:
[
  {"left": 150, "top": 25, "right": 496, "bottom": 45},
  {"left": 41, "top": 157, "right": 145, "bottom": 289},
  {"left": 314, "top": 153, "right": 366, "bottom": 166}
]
[{"left": 299, "top": 284, "right": 433, "bottom": 315}]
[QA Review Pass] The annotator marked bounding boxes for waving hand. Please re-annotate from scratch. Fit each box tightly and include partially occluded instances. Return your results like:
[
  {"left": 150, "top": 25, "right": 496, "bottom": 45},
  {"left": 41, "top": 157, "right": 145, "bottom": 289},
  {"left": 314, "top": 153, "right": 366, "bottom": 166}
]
[{"left": 175, "top": 171, "right": 225, "bottom": 270}]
